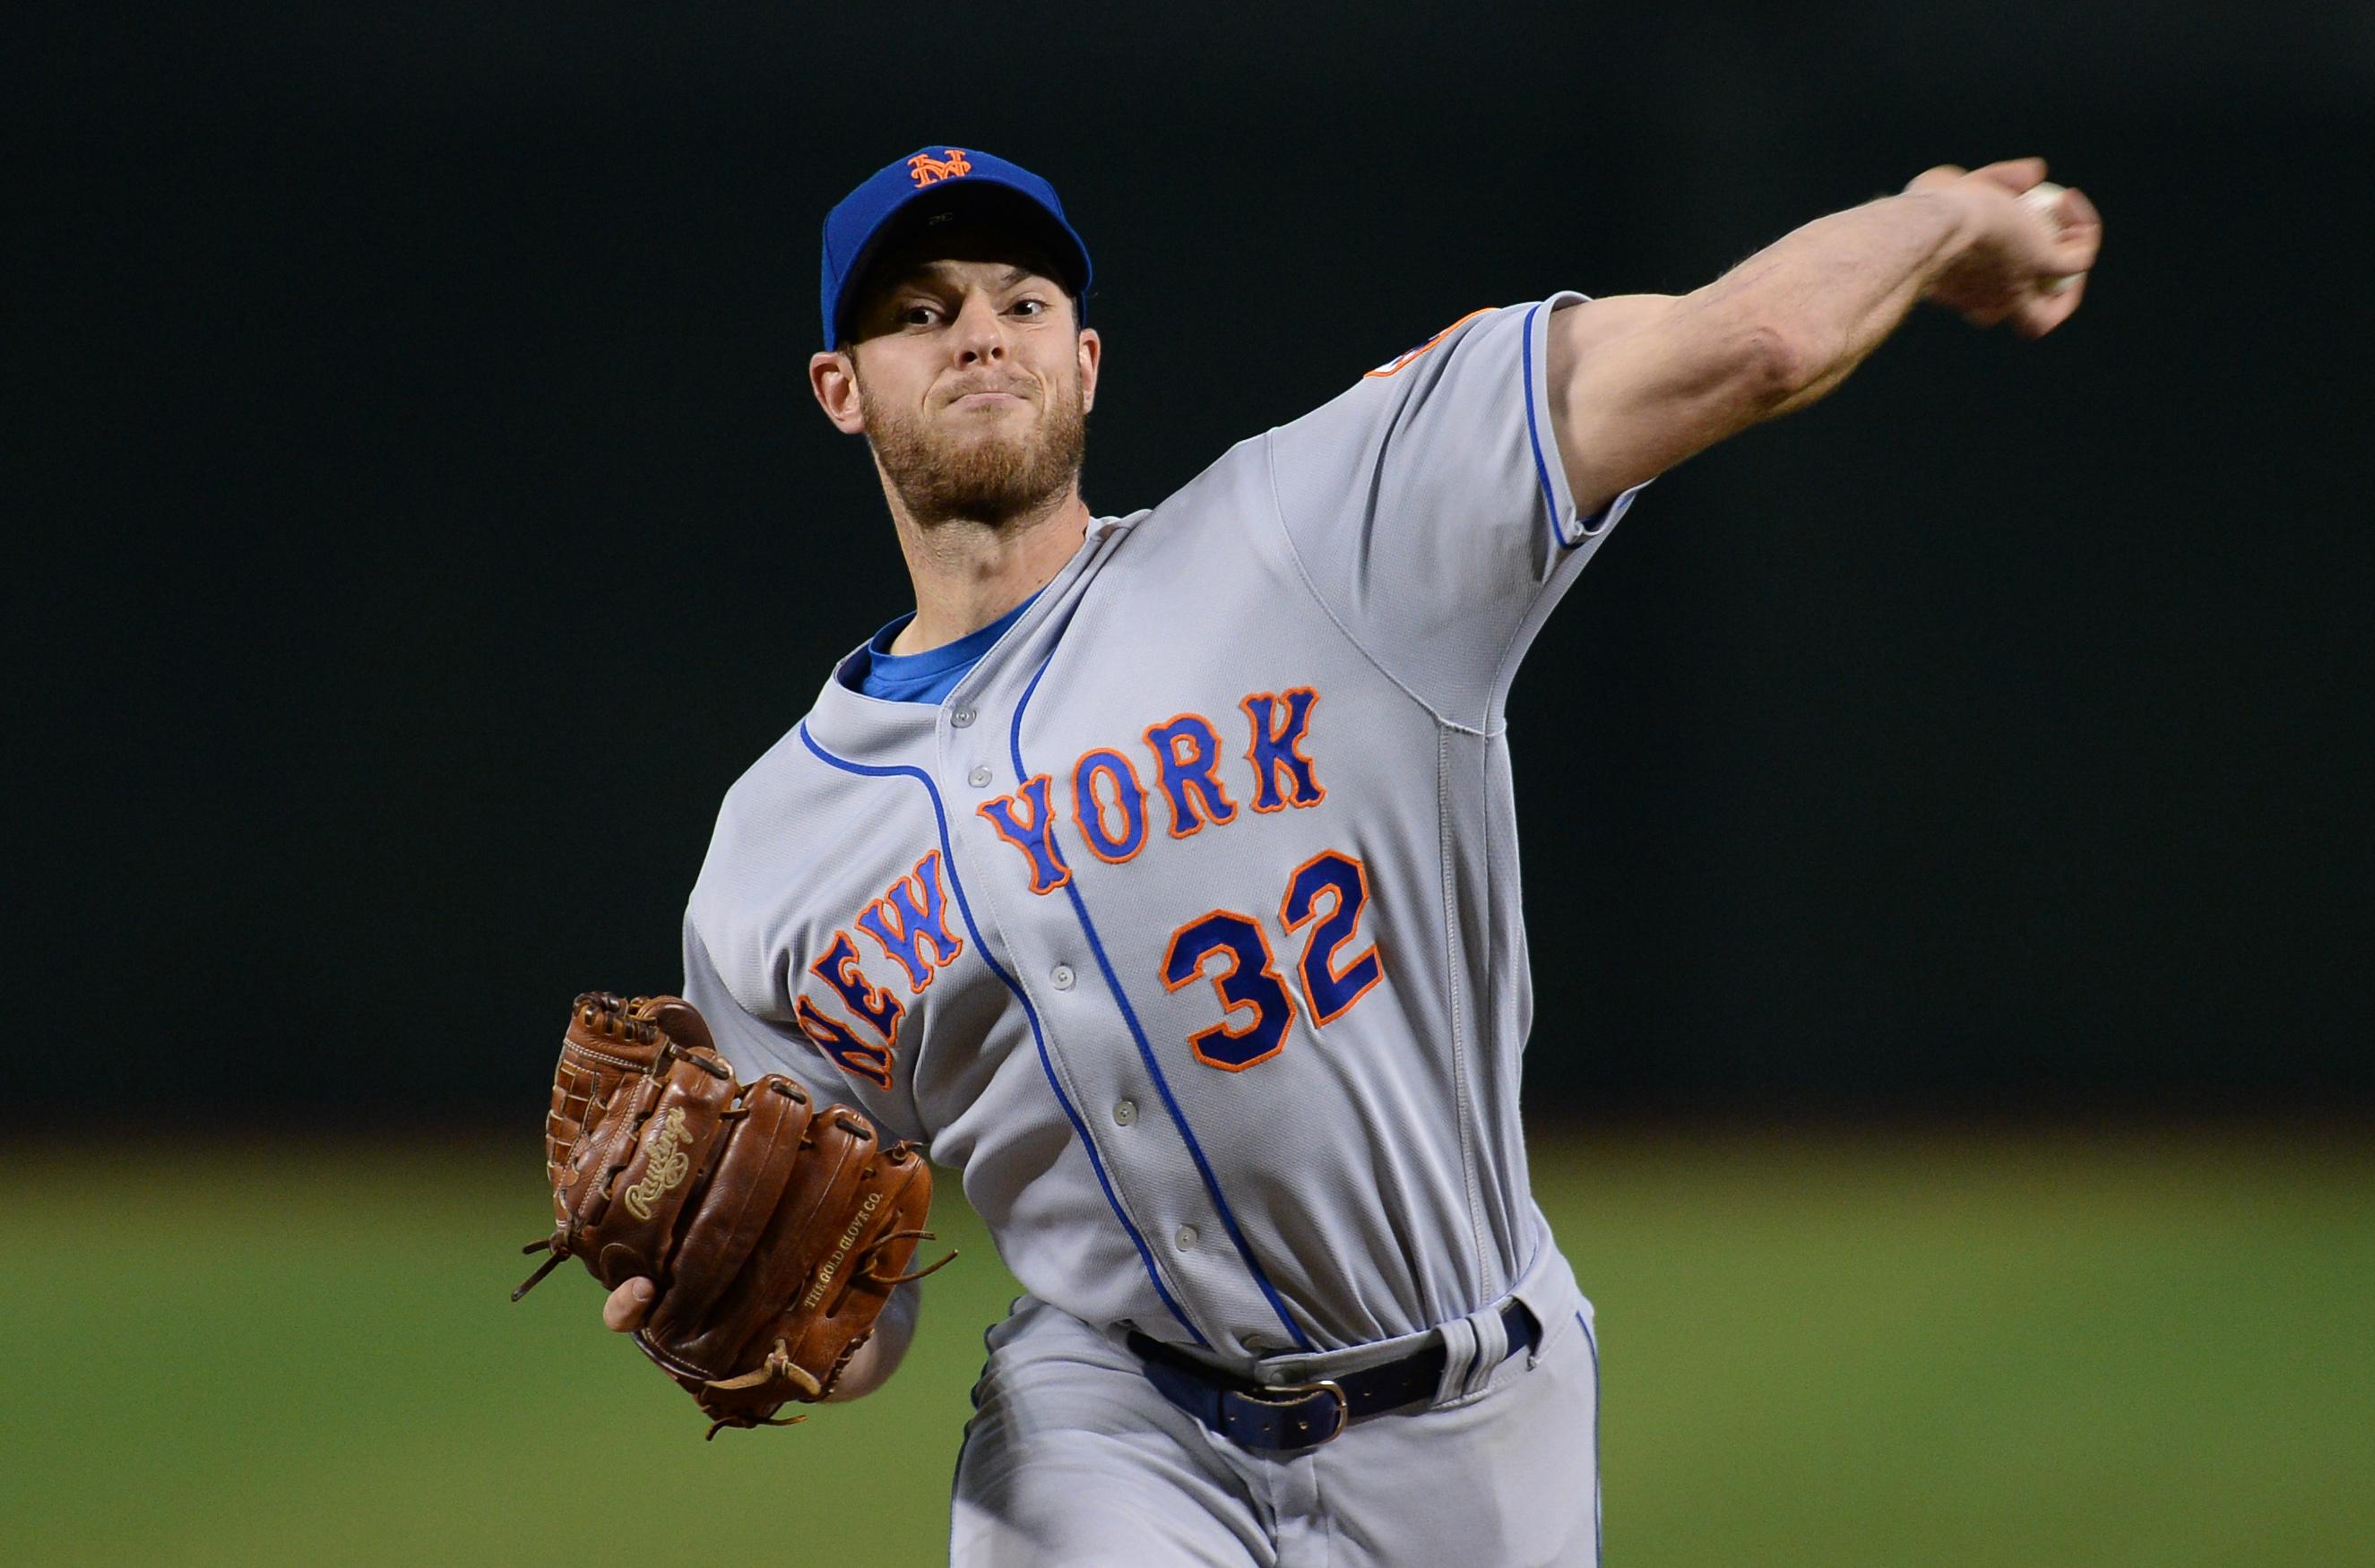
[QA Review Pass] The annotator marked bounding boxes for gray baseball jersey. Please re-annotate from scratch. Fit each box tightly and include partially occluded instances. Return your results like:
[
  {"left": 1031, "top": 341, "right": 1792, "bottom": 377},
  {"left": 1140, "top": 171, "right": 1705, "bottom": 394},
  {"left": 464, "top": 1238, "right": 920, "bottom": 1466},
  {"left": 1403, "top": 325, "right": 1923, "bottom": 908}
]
[{"left": 685, "top": 293, "right": 1644, "bottom": 1364}]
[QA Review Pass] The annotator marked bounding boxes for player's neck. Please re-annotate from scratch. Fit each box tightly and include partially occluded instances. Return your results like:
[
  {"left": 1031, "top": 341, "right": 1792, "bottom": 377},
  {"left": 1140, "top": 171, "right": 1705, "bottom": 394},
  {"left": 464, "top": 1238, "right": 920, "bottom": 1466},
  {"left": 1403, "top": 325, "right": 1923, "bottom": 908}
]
[{"left": 885, "top": 485, "right": 1092, "bottom": 655}]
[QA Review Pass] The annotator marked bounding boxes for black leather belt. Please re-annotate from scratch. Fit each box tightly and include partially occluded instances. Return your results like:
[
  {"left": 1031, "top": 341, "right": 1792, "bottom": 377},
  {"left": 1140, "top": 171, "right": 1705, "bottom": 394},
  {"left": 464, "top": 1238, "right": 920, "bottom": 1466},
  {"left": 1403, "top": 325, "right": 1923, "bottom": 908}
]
[{"left": 1126, "top": 1299, "right": 1540, "bottom": 1453}]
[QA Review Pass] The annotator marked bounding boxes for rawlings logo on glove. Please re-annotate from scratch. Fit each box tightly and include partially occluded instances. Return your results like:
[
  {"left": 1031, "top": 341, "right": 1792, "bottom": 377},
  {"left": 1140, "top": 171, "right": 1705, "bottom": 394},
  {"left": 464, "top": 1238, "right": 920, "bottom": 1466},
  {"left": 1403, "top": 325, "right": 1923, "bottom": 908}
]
[{"left": 620, "top": 1107, "right": 692, "bottom": 1220}]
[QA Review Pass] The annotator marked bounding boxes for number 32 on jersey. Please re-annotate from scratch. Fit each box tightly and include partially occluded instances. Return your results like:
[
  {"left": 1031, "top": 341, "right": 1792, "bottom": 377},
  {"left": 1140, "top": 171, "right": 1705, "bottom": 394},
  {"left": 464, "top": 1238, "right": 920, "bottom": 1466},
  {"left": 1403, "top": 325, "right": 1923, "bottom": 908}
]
[{"left": 1160, "top": 849, "right": 1383, "bottom": 1071}]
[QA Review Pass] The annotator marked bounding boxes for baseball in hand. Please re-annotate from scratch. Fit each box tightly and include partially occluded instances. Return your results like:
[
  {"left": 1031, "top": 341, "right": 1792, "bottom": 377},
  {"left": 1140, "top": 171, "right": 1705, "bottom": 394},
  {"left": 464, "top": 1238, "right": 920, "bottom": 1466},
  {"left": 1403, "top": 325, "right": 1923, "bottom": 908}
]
[{"left": 2021, "top": 181, "right": 2080, "bottom": 296}]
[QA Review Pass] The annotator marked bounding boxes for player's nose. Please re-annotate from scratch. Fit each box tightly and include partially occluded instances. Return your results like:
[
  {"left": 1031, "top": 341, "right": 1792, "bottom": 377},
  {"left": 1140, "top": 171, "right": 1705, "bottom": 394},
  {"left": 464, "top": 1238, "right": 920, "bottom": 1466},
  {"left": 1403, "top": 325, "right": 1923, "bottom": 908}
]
[{"left": 948, "top": 291, "right": 1008, "bottom": 365}]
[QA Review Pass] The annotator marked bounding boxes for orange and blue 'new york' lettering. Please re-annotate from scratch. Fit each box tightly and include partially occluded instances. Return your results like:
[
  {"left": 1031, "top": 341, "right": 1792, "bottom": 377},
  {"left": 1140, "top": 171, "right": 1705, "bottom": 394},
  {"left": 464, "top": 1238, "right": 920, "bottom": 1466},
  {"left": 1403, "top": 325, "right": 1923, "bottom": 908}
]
[
  {"left": 858, "top": 850, "right": 966, "bottom": 992},
  {"left": 809, "top": 928, "right": 903, "bottom": 1045},
  {"left": 794, "top": 994, "right": 895, "bottom": 1090},
  {"left": 1242, "top": 688, "right": 1326, "bottom": 813},
  {"left": 1071, "top": 747, "right": 1149, "bottom": 864},
  {"left": 979, "top": 775, "right": 1074, "bottom": 894},
  {"left": 1144, "top": 713, "right": 1239, "bottom": 839}
]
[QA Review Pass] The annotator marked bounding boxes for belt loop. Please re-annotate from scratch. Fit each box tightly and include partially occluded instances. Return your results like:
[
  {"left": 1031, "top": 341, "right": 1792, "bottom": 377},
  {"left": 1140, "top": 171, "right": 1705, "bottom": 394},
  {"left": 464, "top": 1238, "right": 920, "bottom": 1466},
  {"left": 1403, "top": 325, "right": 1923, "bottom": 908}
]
[
  {"left": 1461, "top": 1305, "right": 1511, "bottom": 1401},
  {"left": 1432, "top": 1314, "right": 1482, "bottom": 1407}
]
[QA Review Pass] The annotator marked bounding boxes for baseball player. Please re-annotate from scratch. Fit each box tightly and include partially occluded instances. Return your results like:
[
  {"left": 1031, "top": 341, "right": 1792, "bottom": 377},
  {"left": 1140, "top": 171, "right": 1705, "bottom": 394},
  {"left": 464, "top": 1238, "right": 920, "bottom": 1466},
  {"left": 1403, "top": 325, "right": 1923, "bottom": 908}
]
[{"left": 599, "top": 145, "right": 2100, "bottom": 1564}]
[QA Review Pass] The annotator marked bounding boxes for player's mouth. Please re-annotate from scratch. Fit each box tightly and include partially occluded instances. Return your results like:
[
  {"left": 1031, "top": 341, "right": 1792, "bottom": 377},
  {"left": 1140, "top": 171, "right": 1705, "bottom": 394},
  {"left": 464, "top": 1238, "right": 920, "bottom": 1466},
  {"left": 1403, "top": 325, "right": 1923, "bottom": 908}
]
[{"left": 939, "top": 377, "right": 1036, "bottom": 410}]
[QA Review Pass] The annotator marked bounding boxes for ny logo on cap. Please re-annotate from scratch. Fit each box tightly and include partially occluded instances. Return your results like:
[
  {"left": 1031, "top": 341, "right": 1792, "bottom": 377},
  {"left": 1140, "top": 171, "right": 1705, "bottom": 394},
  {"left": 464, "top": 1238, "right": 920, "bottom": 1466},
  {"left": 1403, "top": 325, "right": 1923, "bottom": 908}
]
[{"left": 907, "top": 149, "right": 973, "bottom": 187}]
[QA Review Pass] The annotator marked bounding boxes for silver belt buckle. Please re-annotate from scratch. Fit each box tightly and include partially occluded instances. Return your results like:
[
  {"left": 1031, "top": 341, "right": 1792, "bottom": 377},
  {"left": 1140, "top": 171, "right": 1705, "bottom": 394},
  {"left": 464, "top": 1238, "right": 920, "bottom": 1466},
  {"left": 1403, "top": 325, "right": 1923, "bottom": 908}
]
[{"left": 1244, "top": 1377, "right": 1348, "bottom": 1448}]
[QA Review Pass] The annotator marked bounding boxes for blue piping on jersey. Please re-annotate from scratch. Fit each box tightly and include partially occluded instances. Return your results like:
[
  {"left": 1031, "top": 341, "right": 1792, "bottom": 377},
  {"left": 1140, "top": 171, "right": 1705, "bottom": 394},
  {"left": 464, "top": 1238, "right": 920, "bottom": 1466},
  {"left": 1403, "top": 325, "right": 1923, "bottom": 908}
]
[
  {"left": 1521, "top": 299, "right": 1594, "bottom": 553},
  {"left": 1011, "top": 654, "right": 1317, "bottom": 1354},
  {"left": 795, "top": 722, "right": 1204, "bottom": 1346},
  {"left": 1579, "top": 1309, "right": 1603, "bottom": 1565}
]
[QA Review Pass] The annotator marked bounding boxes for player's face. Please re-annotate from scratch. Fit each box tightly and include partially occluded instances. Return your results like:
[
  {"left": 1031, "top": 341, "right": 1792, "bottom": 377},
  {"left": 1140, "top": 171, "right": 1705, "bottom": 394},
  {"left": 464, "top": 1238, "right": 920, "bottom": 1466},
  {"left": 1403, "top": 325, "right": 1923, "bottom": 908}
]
[{"left": 811, "top": 256, "right": 1101, "bottom": 528}]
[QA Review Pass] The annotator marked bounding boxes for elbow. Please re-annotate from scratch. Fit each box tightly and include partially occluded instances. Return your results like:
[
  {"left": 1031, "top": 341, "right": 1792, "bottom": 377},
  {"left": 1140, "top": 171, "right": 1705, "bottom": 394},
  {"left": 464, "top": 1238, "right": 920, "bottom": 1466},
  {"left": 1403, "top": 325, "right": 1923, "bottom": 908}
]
[{"left": 1740, "top": 318, "right": 1816, "bottom": 408}]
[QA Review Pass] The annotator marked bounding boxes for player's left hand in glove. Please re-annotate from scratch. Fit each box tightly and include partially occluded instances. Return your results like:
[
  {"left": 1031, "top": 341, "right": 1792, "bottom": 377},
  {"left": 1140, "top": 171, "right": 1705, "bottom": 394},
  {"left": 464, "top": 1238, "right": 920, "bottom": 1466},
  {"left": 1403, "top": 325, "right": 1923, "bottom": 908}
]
[{"left": 512, "top": 991, "right": 953, "bottom": 1437}]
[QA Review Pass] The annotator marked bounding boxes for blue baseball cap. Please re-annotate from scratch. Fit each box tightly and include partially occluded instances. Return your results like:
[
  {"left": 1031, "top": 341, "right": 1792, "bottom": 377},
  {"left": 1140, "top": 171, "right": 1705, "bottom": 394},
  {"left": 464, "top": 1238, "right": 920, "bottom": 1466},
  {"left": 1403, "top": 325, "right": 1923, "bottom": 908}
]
[{"left": 819, "top": 145, "right": 1093, "bottom": 348}]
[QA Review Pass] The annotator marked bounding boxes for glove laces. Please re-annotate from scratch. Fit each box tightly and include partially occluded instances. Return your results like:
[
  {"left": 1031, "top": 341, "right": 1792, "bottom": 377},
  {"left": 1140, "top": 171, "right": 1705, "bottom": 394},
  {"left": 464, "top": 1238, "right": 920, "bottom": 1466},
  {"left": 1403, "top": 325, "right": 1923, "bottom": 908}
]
[{"left": 859, "top": 1228, "right": 958, "bottom": 1286}]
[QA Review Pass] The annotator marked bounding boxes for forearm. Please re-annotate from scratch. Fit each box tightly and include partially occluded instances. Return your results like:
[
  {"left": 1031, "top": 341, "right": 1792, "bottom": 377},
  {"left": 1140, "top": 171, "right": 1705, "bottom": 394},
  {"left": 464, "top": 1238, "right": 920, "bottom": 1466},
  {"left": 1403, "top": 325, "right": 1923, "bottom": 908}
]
[
  {"left": 1551, "top": 185, "right": 1998, "bottom": 505},
  {"left": 1550, "top": 159, "right": 2092, "bottom": 509},
  {"left": 1700, "top": 188, "right": 1982, "bottom": 415},
  {"left": 823, "top": 1278, "right": 921, "bottom": 1402}
]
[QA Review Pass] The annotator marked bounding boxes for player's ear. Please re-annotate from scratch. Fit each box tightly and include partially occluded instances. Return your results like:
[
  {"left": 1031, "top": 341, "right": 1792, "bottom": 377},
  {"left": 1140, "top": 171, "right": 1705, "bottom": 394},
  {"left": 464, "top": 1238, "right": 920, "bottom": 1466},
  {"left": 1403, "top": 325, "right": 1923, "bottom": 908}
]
[
  {"left": 1076, "top": 328, "right": 1101, "bottom": 416},
  {"left": 810, "top": 349, "right": 867, "bottom": 435}
]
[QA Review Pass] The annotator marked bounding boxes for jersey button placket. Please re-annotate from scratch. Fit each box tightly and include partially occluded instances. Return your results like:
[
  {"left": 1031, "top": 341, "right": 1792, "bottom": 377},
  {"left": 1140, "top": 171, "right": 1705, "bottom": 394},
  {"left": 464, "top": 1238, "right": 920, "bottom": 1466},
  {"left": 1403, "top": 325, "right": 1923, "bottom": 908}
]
[{"left": 946, "top": 682, "right": 1249, "bottom": 1347}]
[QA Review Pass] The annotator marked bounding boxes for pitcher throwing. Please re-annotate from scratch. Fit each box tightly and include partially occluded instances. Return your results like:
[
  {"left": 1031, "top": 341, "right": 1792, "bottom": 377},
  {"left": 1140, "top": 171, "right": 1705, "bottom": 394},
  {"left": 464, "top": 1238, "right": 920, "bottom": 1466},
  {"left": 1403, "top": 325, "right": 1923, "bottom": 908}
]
[{"left": 592, "top": 144, "right": 2099, "bottom": 1564}]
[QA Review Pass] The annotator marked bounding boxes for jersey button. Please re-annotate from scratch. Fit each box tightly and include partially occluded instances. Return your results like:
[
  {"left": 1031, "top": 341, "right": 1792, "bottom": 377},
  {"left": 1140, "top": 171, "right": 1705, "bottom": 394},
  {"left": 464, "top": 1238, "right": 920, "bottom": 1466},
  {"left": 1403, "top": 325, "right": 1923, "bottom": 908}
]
[
  {"left": 967, "top": 765, "right": 992, "bottom": 788},
  {"left": 950, "top": 707, "right": 977, "bottom": 728},
  {"left": 1050, "top": 963, "right": 1076, "bottom": 990},
  {"left": 1112, "top": 1098, "right": 1136, "bottom": 1126},
  {"left": 1174, "top": 1225, "right": 1198, "bottom": 1252}
]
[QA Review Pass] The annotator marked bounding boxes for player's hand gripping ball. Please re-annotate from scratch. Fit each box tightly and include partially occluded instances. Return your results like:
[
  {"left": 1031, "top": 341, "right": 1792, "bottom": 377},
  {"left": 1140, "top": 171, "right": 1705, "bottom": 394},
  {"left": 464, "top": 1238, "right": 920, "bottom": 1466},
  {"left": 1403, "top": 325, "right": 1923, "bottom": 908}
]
[
  {"left": 1905, "top": 156, "right": 2101, "bottom": 337},
  {"left": 512, "top": 992, "right": 953, "bottom": 1437}
]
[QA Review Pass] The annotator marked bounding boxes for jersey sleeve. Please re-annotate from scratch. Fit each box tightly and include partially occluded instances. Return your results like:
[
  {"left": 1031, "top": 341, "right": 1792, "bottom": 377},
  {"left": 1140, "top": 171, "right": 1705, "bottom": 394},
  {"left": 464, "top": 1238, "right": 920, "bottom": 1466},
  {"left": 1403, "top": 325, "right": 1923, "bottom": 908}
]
[
  {"left": 681, "top": 913, "right": 828, "bottom": 1096},
  {"left": 1264, "top": 293, "right": 1649, "bottom": 728}
]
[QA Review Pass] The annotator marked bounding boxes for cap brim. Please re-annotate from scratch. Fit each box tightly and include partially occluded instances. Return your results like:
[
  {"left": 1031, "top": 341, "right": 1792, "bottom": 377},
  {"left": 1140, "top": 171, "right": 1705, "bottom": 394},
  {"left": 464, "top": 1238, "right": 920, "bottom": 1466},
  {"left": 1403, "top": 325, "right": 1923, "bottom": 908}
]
[{"left": 833, "top": 180, "right": 1091, "bottom": 346}]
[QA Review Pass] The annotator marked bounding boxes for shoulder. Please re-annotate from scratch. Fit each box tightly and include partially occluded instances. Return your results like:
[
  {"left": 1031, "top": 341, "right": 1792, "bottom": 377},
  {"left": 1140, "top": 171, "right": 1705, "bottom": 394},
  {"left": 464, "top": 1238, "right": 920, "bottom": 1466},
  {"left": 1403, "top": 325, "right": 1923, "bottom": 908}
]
[
  {"left": 687, "top": 718, "right": 841, "bottom": 934},
  {"left": 1260, "top": 299, "right": 1561, "bottom": 469},
  {"left": 1353, "top": 299, "right": 1533, "bottom": 386},
  {"left": 712, "top": 719, "right": 823, "bottom": 838},
  {"left": 1090, "top": 435, "right": 1275, "bottom": 565}
]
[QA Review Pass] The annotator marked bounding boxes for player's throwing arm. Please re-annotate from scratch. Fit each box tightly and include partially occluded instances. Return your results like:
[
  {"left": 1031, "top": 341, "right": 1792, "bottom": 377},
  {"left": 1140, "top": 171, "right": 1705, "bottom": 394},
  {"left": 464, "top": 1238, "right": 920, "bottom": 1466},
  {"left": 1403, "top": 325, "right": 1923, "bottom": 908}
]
[{"left": 1544, "top": 157, "right": 2099, "bottom": 515}]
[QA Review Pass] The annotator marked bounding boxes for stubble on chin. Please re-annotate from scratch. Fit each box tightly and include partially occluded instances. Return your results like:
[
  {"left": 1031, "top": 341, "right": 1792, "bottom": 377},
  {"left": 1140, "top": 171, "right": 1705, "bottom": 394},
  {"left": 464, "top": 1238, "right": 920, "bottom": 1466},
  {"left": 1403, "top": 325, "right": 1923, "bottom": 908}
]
[{"left": 863, "top": 377, "right": 1086, "bottom": 529}]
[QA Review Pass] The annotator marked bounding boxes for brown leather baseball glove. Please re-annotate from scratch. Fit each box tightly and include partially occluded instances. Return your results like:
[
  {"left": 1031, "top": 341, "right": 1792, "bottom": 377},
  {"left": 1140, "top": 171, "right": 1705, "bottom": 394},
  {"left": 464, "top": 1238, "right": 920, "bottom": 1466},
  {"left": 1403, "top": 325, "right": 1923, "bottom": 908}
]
[{"left": 513, "top": 991, "right": 950, "bottom": 1437}]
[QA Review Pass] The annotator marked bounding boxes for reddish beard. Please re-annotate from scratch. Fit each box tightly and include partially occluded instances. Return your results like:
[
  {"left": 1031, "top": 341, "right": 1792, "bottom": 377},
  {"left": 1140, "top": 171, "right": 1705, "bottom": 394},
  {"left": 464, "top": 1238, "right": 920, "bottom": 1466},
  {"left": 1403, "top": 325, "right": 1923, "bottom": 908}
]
[{"left": 860, "top": 371, "right": 1087, "bottom": 527}]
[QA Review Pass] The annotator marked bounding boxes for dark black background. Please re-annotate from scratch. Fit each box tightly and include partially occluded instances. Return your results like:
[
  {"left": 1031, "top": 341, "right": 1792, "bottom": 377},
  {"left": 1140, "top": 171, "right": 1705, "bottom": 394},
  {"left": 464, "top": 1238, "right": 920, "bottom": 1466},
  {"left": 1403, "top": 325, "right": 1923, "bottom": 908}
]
[{"left": 16, "top": 3, "right": 2370, "bottom": 1124}]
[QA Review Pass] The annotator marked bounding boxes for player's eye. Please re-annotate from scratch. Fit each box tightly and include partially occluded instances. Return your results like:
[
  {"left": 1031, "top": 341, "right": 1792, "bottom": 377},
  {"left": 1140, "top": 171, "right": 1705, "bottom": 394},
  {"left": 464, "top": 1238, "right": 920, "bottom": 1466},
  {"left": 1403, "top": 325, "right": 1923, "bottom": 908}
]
[
  {"left": 900, "top": 302, "right": 944, "bottom": 327},
  {"left": 1010, "top": 297, "right": 1046, "bottom": 318}
]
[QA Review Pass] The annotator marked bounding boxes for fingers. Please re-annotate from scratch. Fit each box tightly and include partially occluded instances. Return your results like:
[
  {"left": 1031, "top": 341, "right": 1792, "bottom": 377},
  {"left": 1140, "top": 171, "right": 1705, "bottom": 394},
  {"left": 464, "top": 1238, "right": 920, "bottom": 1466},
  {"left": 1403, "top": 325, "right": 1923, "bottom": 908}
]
[
  {"left": 2058, "top": 184, "right": 2102, "bottom": 229},
  {"left": 1907, "top": 159, "right": 2051, "bottom": 201},
  {"left": 2049, "top": 185, "right": 2103, "bottom": 276},
  {"left": 1972, "top": 156, "right": 2049, "bottom": 194},
  {"left": 2013, "top": 270, "right": 2088, "bottom": 339},
  {"left": 1963, "top": 262, "right": 2090, "bottom": 338},
  {"left": 2017, "top": 184, "right": 2100, "bottom": 331},
  {"left": 603, "top": 1276, "right": 655, "bottom": 1332}
]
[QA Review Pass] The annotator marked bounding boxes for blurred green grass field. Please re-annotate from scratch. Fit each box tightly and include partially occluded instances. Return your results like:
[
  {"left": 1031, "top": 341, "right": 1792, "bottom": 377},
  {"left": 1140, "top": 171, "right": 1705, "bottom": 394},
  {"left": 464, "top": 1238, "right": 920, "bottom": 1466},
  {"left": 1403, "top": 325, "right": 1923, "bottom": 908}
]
[{"left": 4, "top": 1129, "right": 2369, "bottom": 1565}]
